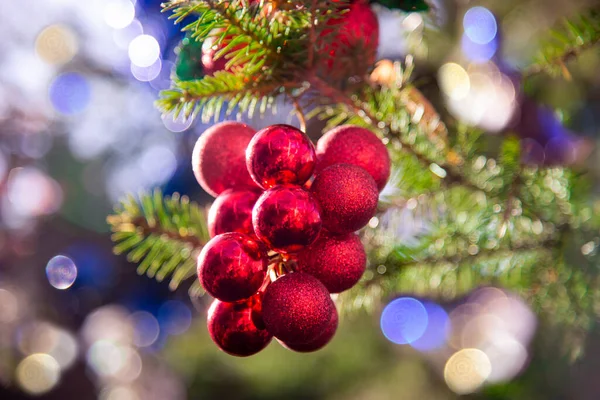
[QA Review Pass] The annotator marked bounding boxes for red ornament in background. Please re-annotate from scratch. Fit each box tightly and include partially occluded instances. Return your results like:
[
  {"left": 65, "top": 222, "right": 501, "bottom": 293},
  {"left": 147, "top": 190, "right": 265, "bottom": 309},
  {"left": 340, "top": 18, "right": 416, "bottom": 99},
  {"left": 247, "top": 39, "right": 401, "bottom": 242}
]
[
  {"left": 197, "top": 232, "right": 268, "bottom": 302},
  {"left": 316, "top": 125, "right": 391, "bottom": 191},
  {"left": 311, "top": 163, "right": 378, "bottom": 234},
  {"left": 296, "top": 231, "right": 366, "bottom": 293},
  {"left": 201, "top": 30, "right": 248, "bottom": 75},
  {"left": 207, "top": 297, "right": 272, "bottom": 357},
  {"left": 192, "top": 121, "right": 258, "bottom": 197},
  {"left": 252, "top": 185, "right": 322, "bottom": 253},
  {"left": 321, "top": 2, "right": 379, "bottom": 69},
  {"left": 262, "top": 272, "right": 335, "bottom": 344},
  {"left": 246, "top": 124, "right": 317, "bottom": 189},
  {"left": 208, "top": 189, "right": 262, "bottom": 237},
  {"left": 278, "top": 309, "right": 338, "bottom": 353}
]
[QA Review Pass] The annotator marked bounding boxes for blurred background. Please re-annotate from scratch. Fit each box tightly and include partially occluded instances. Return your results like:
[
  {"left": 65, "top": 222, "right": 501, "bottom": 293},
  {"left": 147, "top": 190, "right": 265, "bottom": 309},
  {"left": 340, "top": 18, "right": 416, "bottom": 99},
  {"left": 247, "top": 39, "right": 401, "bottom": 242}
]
[{"left": 1, "top": 0, "right": 599, "bottom": 398}]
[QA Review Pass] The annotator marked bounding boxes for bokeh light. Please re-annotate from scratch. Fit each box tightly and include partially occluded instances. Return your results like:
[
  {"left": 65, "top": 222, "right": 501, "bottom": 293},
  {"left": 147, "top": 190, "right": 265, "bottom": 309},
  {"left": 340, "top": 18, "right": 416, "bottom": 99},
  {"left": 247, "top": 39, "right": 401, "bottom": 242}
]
[
  {"left": 18, "top": 321, "right": 79, "bottom": 370},
  {"left": 128, "top": 35, "right": 160, "bottom": 68},
  {"left": 35, "top": 24, "right": 79, "bottom": 65},
  {"left": 482, "top": 331, "right": 528, "bottom": 383},
  {"left": 158, "top": 301, "right": 192, "bottom": 336},
  {"left": 129, "top": 311, "right": 160, "bottom": 348},
  {"left": 444, "top": 348, "right": 491, "bottom": 395},
  {"left": 410, "top": 301, "right": 450, "bottom": 352},
  {"left": 0, "top": 288, "right": 19, "bottom": 323},
  {"left": 138, "top": 145, "right": 178, "bottom": 183},
  {"left": 46, "top": 255, "right": 78, "bottom": 290},
  {"left": 16, "top": 354, "right": 61, "bottom": 395},
  {"left": 461, "top": 34, "right": 498, "bottom": 63},
  {"left": 438, "top": 63, "right": 470, "bottom": 100},
  {"left": 7, "top": 167, "right": 63, "bottom": 218},
  {"left": 380, "top": 297, "right": 428, "bottom": 345},
  {"left": 88, "top": 340, "right": 126, "bottom": 377},
  {"left": 104, "top": 0, "right": 136, "bottom": 30},
  {"left": 442, "top": 64, "right": 517, "bottom": 132},
  {"left": 463, "top": 7, "right": 497, "bottom": 45},
  {"left": 131, "top": 58, "right": 162, "bottom": 82},
  {"left": 162, "top": 113, "right": 194, "bottom": 133},
  {"left": 100, "top": 385, "right": 141, "bottom": 400},
  {"left": 113, "top": 19, "right": 144, "bottom": 50},
  {"left": 49, "top": 72, "right": 91, "bottom": 115},
  {"left": 82, "top": 306, "right": 133, "bottom": 345}
]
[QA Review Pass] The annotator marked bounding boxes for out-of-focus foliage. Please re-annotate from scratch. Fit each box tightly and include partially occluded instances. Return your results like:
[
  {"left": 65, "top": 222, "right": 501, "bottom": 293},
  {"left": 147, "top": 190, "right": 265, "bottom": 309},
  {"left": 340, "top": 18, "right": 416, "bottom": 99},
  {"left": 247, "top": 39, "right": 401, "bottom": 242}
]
[
  {"left": 525, "top": 8, "right": 600, "bottom": 78},
  {"left": 108, "top": 189, "right": 209, "bottom": 290}
]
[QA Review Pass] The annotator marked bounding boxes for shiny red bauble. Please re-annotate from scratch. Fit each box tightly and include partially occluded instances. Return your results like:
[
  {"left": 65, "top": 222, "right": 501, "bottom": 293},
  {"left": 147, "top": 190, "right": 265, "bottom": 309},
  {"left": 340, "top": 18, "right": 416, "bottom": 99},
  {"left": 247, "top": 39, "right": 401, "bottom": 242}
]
[
  {"left": 316, "top": 125, "right": 391, "bottom": 191},
  {"left": 278, "top": 308, "right": 338, "bottom": 353},
  {"left": 207, "top": 297, "right": 272, "bottom": 357},
  {"left": 246, "top": 124, "right": 316, "bottom": 189},
  {"left": 262, "top": 272, "right": 335, "bottom": 344},
  {"left": 252, "top": 185, "right": 322, "bottom": 253},
  {"left": 208, "top": 189, "right": 262, "bottom": 238},
  {"left": 322, "top": 2, "right": 379, "bottom": 69},
  {"left": 311, "top": 164, "right": 378, "bottom": 234},
  {"left": 197, "top": 233, "right": 267, "bottom": 302},
  {"left": 296, "top": 231, "right": 366, "bottom": 293},
  {"left": 192, "top": 121, "right": 258, "bottom": 197}
]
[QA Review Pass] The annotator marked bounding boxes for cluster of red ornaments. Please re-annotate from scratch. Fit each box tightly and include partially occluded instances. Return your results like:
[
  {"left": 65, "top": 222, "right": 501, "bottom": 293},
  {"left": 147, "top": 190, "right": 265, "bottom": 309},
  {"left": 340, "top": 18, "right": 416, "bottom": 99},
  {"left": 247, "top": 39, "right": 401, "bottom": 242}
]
[{"left": 193, "top": 121, "right": 390, "bottom": 356}]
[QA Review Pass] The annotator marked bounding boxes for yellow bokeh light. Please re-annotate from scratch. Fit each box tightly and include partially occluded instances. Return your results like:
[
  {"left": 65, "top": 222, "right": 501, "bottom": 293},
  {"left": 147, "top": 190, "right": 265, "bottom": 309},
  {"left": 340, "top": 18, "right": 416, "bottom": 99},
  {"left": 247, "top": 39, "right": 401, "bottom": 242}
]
[
  {"left": 35, "top": 24, "right": 78, "bottom": 65},
  {"left": 444, "top": 348, "right": 491, "bottom": 395},
  {"left": 438, "top": 63, "right": 470, "bottom": 100},
  {"left": 16, "top": 353, "right": 61, "bottom": 395}
]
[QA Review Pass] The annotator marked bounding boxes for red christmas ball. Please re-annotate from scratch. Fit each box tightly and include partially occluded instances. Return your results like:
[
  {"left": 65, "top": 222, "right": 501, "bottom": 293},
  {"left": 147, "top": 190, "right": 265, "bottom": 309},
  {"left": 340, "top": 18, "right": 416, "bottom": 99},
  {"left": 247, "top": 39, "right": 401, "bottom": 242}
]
[
  {"left": 197, "top": 232, "right": 267, "bottom": 302},
  {"left": 246, "top": 124, "right": 316, "bottom": 189},
  {"left": 311, "top": 164, "right": 378, "bottom": 234},
  {"left": 208, "top": 189, "right": 262, "bottom": 238},
  {"left": 262, "top": 272, "right": 334, "bottom": 344},
  {"left": 278, "top": 308, "right": 338, "bottom": 352},
  {"left": 321, "top": 3, "right": 379, "bottom": 69},
  {"left": 207, "top": 297, "right": 272, "bottom": 357},
  {"left": 252, "top": 185, "right": 322, "bottom": 253},
  {"left": 296, "top": 231, "right": 366, "bottom": 293},
  {"left": 192, "top": 121, "right": 258, "bottom": 197},
  {"left": 316, "top": 125, "right": 391, "bottom": 191}
]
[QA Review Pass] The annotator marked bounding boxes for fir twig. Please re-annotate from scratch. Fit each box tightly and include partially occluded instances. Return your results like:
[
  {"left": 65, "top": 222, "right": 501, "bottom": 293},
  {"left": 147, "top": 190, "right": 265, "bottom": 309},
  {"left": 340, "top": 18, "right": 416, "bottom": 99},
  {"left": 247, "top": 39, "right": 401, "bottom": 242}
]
[
  {"left": 523, "top": 9, "right": 600, "bottom": 79},
  {"left": 107, "top": 189, "right": 209, "bottom": 290}
]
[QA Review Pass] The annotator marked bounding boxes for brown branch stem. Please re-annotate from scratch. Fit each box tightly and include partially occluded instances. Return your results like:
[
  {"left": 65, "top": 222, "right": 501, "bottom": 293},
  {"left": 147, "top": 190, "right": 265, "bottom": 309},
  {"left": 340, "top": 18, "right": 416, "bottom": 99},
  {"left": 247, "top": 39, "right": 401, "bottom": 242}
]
[
  {"left": 130, "top": 216, "right": 205, "bottom": 249},
  {"left": 393, "top": 237, "right": 559, "bottom": 270},
  {"left": 523, "top": 35, "right": 600, "bottom": 78}
]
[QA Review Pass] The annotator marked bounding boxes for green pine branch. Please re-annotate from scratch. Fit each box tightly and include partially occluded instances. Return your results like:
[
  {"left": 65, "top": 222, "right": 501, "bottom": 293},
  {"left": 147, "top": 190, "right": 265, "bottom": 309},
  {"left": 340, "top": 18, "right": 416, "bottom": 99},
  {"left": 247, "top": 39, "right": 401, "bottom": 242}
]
[
  {"left": 157, "top": 72, "right": 284, "bottom": 121},
  {"left": 524, "top": 8, "right": 600, "bottom": 79},
  {"left": 107, "top": 189, "right": 209, "bottom": 290}
]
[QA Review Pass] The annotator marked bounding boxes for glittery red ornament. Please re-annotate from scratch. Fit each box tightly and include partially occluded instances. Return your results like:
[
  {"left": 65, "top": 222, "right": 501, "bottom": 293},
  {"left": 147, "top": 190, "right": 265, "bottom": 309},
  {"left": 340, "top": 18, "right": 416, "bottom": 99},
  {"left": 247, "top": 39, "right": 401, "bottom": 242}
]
[
  {"left": 252, "top": 185, "right": 322, "bottom": 253},
  {"left": 278, "top": 308, "right": 338, "bottom": 352},
  {"left": 262, "top": 272, "right": 334, "bottom": 344},
  {"left": 321, "top": 3, "right": 379, "bottom": 69},
  {"left": 192, "top": 121, "right": 258, "bottom": 197},
  {"left": 207, "top": 297, "right": 272, "bottom": 357},
  {"left": 316, "top": 125, "right": 391, "bottom": 191},
  {"left": 208, "top": 189, "right": 262, "bottom": 238},
  {"left": 246, "top": 124, "right": 316, "bottom": 189},
  {"left": 197, "top": 233, "right": 267, "bottom": 302},
  {"left": 296, "top": 231, "right": 366, "bottom": 293},
  {"left": 311, "top": 164, "right": 378, "bottom": 234}
]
